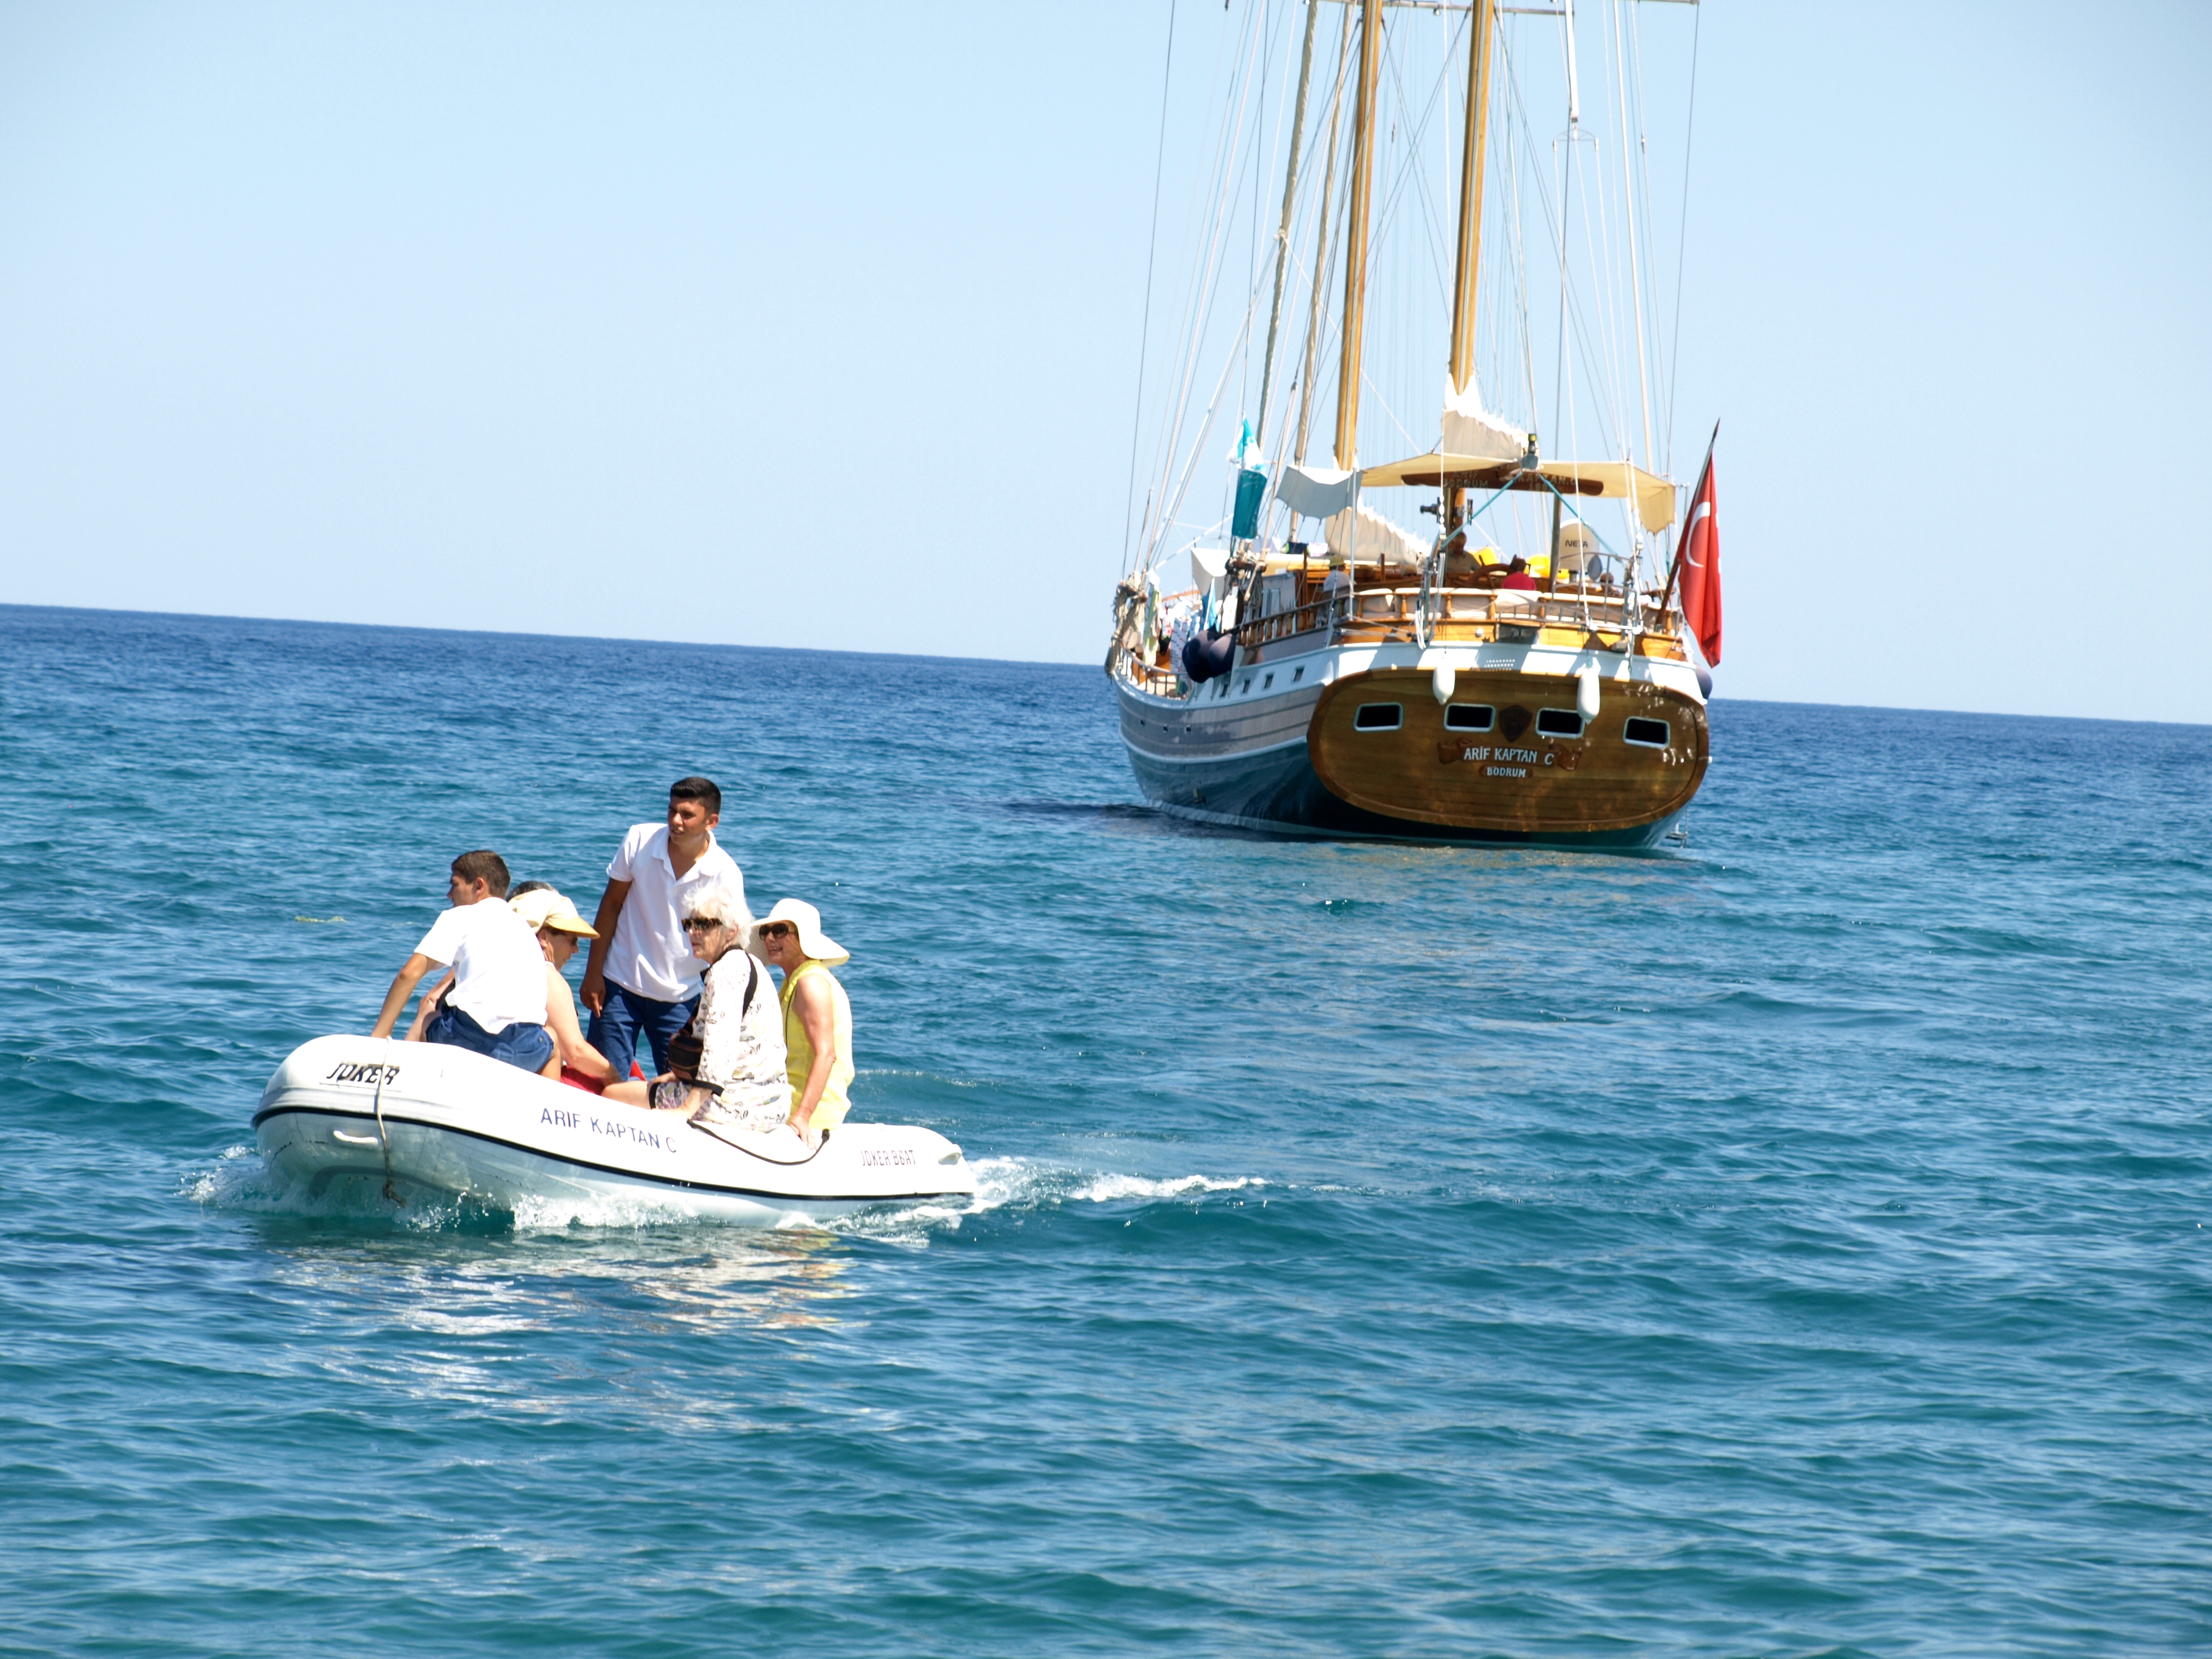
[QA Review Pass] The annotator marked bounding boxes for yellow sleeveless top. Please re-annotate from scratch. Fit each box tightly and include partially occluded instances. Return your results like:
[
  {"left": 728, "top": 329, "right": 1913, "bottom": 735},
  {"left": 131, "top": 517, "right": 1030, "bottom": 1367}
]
[{"left": 780, "top": 959, "right": 853, "bottom": 1128}]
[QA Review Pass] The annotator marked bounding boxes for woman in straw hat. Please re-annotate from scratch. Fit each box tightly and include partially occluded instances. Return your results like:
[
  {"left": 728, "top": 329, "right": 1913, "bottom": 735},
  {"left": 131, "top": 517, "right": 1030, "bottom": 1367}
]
[
  {"left": 508, "top": 886, "right": 619, "bottom": 1091},
  {"left": 751, "top": 899, "right": 854, "bottom": 1146}
]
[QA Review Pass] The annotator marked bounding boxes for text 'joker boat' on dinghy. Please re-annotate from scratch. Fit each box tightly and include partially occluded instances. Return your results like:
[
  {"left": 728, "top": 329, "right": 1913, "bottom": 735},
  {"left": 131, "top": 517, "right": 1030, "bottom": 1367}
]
[{"left": 255, "top": 1035, "right": 977, "bottom": 1225}]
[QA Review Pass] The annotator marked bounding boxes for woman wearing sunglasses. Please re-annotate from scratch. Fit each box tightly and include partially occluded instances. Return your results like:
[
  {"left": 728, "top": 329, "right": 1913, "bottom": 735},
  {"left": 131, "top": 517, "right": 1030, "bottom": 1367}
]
[
  {"left": 750, "top": 900, "right": 854, "bottom": 1147},
  {"left": 603, "top": 883, "right": 785, "bottom": 1132}
]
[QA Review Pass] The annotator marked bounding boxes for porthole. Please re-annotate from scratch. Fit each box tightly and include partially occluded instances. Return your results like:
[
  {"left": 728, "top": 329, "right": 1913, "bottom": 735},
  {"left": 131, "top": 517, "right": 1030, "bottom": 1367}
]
[
  {"left": 1241, "top": 677, "right": 1252, "bottom": 694},
  {"left": 1292, "top": 666, "right": 1305, "bottom": 682},
  {"left": 1263, "top": 672, "right": 1275, "bottom": 689},
  {"left": 1536, "top": 708, "right": 1584, "bottom": 738},
  {"left": 1444, "top": 703, "right": 1495, "bottom": 732},
  {"left": 1353, "top": 703, "right": 1403, "bottom": 731},
  {"left": 1624, "top": 716, "right": 1670, "bottom": 748}
]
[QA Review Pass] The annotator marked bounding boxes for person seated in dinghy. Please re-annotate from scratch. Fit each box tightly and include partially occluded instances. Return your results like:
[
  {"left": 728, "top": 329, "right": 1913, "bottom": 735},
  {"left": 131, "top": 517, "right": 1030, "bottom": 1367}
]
[
  {"left": 370, "top": 850, "right": 553, "bottom": 1073},
  {"left": 751, "top": 899, "right": 854, "bottom": 1148},
  {"left": 507, "top": 887, "right": 619, "bottom": 1092},
  {"left": 603, "top": 883, "right": 787, "bottom": 1132}
]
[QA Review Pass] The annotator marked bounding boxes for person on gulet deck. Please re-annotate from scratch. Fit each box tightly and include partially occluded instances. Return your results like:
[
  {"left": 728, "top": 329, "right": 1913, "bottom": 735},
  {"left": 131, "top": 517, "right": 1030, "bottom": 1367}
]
[
  {"left": 751, "top": 899, "right": 854, "bottom": 1147},
  {"left": 577, "top": 777, "right": 746, "bottom": 1083}
]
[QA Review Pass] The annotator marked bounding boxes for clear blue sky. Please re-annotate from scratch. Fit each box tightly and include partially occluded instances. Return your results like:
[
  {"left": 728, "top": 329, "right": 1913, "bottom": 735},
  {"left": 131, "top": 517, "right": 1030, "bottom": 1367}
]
[{"left": 2, "top": 2, "right": 2205, "bottom": 721}]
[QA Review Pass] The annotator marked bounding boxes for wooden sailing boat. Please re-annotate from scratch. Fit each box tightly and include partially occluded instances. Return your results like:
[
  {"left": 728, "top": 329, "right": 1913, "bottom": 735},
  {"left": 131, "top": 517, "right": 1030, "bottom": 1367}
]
[{"left": 1108, "top": 0, "right": 1717, "bottom": 850}]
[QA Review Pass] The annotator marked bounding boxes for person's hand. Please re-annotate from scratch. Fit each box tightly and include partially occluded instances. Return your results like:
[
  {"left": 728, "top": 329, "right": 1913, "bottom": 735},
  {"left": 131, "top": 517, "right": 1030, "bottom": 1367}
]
[{"left": 580, "top": 965, "right": 606, "bottom": 1015}]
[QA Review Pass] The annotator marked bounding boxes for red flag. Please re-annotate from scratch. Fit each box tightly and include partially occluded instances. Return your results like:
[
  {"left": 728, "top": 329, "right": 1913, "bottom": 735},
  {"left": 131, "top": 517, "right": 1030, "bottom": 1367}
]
[{"left": 1677, "top": 451, "right": 1721, "bottom": 666}]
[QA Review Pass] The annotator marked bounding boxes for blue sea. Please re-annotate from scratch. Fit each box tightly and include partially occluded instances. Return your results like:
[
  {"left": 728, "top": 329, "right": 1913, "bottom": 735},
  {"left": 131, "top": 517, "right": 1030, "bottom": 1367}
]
[{"left": 4, "top": 602, "right": 2209, "bottom": 1657}]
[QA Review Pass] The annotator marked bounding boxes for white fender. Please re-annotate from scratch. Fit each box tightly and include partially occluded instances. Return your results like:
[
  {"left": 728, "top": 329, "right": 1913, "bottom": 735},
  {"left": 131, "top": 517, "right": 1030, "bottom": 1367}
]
[
  {"left": 1432, "top": 663, "right": 1456, "bottom": 704},
  {"left": 1575, "top": 665, "right": 1601, "bottom": 721}
]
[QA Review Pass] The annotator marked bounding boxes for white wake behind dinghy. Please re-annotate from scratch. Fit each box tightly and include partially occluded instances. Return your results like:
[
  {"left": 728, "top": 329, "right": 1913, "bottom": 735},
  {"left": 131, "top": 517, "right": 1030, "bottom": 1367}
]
[{"left": 254, "top": 1035, "right": 976, "bottom": 1225}]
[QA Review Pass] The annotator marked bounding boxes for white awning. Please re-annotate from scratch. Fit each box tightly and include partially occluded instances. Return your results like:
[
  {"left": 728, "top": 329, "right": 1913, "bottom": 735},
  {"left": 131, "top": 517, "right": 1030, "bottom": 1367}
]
[
  {"left": 1274, "top": 463, "right": 1359, "bottom": 521},
  {"left": 1359, "top": 451, "right": 1678, "bottom": 535}
]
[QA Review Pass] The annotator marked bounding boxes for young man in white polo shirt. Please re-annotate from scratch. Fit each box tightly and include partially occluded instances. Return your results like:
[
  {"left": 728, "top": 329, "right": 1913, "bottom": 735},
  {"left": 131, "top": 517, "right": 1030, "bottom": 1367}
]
[
  {"left": 370, "top": 850, "right": 554, "bottom": 1073},
  {"left": 578, "top": 777, "right": 746, "bottom": 1082}
]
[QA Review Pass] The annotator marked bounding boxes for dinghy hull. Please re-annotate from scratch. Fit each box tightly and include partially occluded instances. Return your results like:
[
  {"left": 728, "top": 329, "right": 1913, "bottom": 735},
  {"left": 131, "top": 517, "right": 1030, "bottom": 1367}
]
[{"left": 254, "top": 1035, "right": 976, "bottom": 1224}]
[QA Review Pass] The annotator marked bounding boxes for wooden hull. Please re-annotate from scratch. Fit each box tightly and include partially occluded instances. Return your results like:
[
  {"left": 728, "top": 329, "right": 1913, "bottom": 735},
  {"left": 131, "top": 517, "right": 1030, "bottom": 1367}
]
[
  {"left": 1308, "top": 668, "right": 1706, "bottom": 836},
  {"left": 1116, "top": 643, "right": 1705, "bottom": 850}
]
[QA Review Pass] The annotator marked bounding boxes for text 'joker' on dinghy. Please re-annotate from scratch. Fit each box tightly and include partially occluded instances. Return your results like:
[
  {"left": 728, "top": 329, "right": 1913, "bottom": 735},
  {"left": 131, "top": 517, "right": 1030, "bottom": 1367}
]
[{"left": 254, "top": 1035, "right": 977, "bottom": 1225}]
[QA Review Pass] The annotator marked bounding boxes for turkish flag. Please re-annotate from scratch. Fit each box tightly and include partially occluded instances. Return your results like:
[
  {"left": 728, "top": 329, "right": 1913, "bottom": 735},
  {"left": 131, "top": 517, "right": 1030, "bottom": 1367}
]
[{"left": 1677, "top": 451, "right": 1721, "bottom": 666}]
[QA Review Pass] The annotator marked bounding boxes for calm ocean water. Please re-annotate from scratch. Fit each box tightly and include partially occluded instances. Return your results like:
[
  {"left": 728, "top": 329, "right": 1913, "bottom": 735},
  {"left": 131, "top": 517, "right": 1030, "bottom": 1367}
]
[{"left": 3, "top": 602, "right": 2209, "bottom": 1657}]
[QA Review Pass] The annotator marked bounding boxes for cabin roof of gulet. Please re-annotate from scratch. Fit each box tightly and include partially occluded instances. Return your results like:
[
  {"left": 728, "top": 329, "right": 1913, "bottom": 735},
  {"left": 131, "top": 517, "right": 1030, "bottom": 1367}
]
[{"left": 1361, "top": 452, "right": 1678, "bottom": 535}]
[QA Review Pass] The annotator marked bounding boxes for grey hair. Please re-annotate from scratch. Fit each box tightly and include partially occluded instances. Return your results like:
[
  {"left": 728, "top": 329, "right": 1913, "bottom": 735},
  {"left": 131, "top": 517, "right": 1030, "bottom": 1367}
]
[{"left": 686, "top": 882, "right": 753, "bottom": 931}]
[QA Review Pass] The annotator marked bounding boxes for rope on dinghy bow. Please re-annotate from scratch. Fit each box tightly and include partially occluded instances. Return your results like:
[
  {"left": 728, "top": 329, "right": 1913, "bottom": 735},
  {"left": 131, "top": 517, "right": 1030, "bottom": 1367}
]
[{"left": 374, "top": 1036, "right": 401, "bottom": 1206}]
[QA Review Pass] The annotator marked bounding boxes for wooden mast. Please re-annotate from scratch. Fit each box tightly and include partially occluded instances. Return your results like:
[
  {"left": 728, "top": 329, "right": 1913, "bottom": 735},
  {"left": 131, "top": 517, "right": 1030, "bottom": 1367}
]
[
  {"left": 1331, "top": 0, "right": 1381, "bottom": 472},
  {"left": 1444, "top": 0, "right": 1496, "bottom": 532}
]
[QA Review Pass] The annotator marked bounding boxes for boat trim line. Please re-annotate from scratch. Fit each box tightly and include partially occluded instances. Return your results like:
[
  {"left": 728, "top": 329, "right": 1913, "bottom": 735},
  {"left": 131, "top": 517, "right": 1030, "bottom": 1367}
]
[
  {"left": 1119, "top": 731, "right": 1311, "bottom": 766},
  {"left": 251, "top": 1104, "right": 948, "bottom": 1202}
]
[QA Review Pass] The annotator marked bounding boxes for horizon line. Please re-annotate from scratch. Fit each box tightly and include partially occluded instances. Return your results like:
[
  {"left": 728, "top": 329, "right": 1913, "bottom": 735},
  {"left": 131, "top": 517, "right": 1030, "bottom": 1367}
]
[{"left": 8, "top": 599, "right": 2205, "bottom": 731}]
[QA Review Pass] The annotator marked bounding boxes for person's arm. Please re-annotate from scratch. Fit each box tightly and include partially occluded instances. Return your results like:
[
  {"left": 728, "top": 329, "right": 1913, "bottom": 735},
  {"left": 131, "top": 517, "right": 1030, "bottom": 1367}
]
[
  {"left": 786, "top": 975, "right": 839, "bottom": 1141},
  {"left": 372, "top": 954, "right": 440, "bottom": 1038},
  {"left": 405, "top": 970, "right": 455, "bottom": 1041},
  {"left": 543, "top": 966, "right": 612, "bottom": 1081},
  {"left": 578, "top": 878, "right": 631, "bottom": 1015}
]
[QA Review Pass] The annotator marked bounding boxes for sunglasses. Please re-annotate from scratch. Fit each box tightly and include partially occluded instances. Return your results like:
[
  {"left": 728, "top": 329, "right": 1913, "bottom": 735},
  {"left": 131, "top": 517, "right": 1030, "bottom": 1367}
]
[
  {"left": 758, "top": 923, "right": 796, "bottom": 941},
  {"left": 681, "top": 917, "right": 724, "bottom": 933}
]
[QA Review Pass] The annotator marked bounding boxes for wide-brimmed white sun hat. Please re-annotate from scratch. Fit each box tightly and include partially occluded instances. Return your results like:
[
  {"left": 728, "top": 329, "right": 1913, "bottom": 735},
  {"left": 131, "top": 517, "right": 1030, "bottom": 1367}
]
[
  {"left": 509, "top": 886, "right": 598, "bottom": 937},
  {"left": 751, "top": 899, "right": 847, "bottom": 965}
]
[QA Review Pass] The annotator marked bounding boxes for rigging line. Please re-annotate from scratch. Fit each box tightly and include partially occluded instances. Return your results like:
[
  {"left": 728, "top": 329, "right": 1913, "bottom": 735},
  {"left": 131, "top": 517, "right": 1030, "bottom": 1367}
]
[
  {"left": 1142, "top": 0, "right": 1273, "bottom": 563},
  {"left": 1624, "top": 0, "right": 1668, "bottom": 474},
  {"left": 1504, "top": 54, "right": 1623, "bottom": 469},
  {"left": 1549, "top": 1, "right": 1575, "bottom": 452},
  {"left": 1611, "top": 0, "right": 1654, "bottom": 475},
  {"left": 1122, "top": 0, "right": 1181, "bottom": 574},
  {"left": 1139, "top": 0, "right": 1239, "bottom": 564},
  {"left": 1141, "top": 1, "right": 1256, "bottom": 553},
  {"left": 1663, "top": 0, "right": 1700, "bottom": 477},
  {"left": 1148, "top": 263, "right": 1276, "bottom": 571},
  {"left": 1360, "top": 23, "right": 1464, "bottom": 318},
  {"left": 1581, "top": 10, "right": 1626, "bottom": 465},
  {"left": 1241, "top": 0, "right": 1281, "bottom": 426},
  {"left": 1294, "top": 5, "right": 1355, "bottom": 464},
  {"left": 1500, "top": 23, "right": 1540, "bottom": 426},
  {"left": 1372, "top": 10, "right": 1469, "bottom": 315},
  {"left": 1359, "top": 367, "right": 1423, "bottom": 454},
  {"left": 1141, "top": 0, "right": 1261, "bottom": 536},
  {"left": 1255, "top": 0, "right": 1321, "bottom": 448},
  {"left": 1154, "top": 0, "right": 1271, "bottom": 504}
]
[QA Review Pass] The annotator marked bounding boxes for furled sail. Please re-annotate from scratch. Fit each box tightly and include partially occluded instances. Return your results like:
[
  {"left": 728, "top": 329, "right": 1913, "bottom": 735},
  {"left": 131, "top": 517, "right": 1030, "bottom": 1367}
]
[
  {"left": 1321, "top": 501, "right": 1429, "bottom": 569},
  {"left": 1438, "top": 375, "right": 1529, "bottom": 463}
]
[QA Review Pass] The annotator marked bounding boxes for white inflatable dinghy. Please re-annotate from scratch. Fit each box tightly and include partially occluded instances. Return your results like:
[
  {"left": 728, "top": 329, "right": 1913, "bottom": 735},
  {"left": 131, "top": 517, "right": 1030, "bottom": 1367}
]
[{"left": 254, "top": 1034, "right": 976, "bottom": 1224}]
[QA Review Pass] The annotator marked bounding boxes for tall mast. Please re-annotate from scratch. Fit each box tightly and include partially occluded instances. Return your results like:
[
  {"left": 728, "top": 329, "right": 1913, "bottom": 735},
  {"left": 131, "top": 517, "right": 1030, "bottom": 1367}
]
[
  {"left": 1294, "top": 13, "right": 1354, "bottom": 465},
  {"left": 1331, "top": 0, "right": 1382, "bottom": 471},
  {"left": 1447, "top": 0, "right": 1496, "bottom": 400},
  {"left": 1254, "top": 1, "right": 1321, "bottom": 449}
]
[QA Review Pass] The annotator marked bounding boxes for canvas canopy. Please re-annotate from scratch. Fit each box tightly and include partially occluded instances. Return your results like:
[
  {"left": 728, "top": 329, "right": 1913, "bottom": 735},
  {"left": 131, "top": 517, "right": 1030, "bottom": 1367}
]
[
  {"left": 1360, "top": 451, "right": 1678, "bottom": 535},
  {"left": 1273, "top": 463, "right": 1359, "bottom": 521}
]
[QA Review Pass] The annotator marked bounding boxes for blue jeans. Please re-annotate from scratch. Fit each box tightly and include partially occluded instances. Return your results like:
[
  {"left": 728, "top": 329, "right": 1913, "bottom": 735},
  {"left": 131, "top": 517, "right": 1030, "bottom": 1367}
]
[
  {"left": 587, "top": 982, "right": 700, "bottom": 1082},
  {"left": 424, "top": 1004, "right": 556, "bottom": 1074}
]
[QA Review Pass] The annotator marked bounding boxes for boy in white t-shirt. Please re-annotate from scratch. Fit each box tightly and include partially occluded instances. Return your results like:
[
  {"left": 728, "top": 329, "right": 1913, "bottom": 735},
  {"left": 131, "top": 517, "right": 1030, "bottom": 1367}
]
[
  {"left": 370, "top": 850, "right": 554, "bottom": 1073},
  {"left": 578, "top": 777, "right": 746, "bottom": 1082}
]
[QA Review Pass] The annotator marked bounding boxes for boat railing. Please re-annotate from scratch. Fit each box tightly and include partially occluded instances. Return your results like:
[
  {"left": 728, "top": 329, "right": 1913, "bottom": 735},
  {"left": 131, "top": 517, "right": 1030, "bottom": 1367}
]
[{"left": 1229, "top": 582, "right": 1682, "bottom": 656}]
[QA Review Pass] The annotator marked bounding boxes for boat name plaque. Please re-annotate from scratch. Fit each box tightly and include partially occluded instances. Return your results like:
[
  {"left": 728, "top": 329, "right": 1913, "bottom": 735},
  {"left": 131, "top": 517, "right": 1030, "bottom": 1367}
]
[
  {"left": 540, "top": 1104, "right": 674, "bottom": 1153},
  {"left": 1438, "top": 744, "right": 1548, "bottom": 767},
  {"left": 326, "top": 1061, "right": 401, "bottom": 1086}
]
